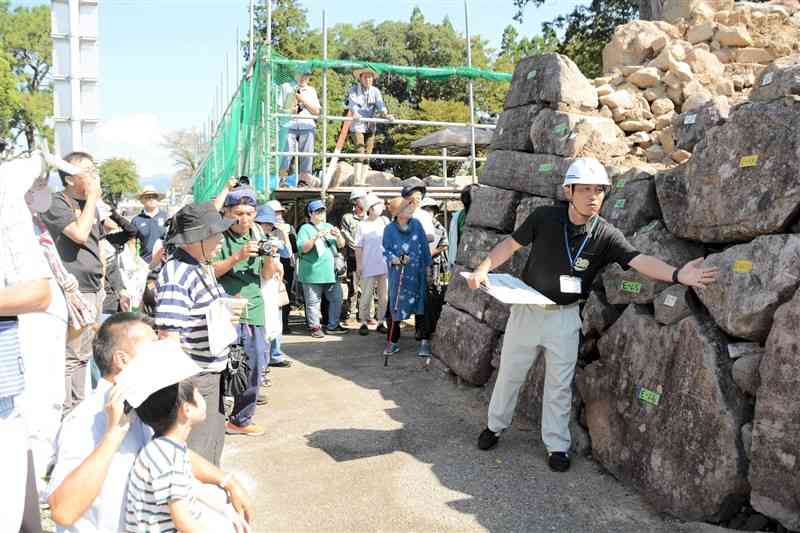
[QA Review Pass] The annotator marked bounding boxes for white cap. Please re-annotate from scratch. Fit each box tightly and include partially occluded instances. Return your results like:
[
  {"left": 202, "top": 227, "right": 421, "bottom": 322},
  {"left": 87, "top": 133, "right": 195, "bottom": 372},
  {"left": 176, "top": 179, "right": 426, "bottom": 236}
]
[
  {"left": 267, "top": 200, "right": 284, "bottom": 212},
  {"left": 364, "top": 194, "right": 383, "bottom": 211},
  {"left": 420, "top": 196, "right": 439, "bottom": 209},
  {"left": 349, "top": 189, "right": 369, "bottom": 201},
  {"left": 562, "top": 158, "right": 610, "bottom": 187}
]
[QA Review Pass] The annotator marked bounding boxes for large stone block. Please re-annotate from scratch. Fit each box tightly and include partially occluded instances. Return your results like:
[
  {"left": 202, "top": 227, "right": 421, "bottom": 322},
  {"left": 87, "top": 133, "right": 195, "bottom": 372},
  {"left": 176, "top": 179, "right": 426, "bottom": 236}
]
[
  {"left": 432, "top": 304, "right": 500, "bottom": 385},
  {"left": 529, "top": 108, "right": 628, "bottom": 159},
  {"left": 444, "top": 265, "right": 510, "bottom": 333},
  {"left": 600, "top": 166, "right": 662, "bottom": 236},
  {"left": 654, "top": 284, "right": 693, "bottom": 325},
  {"left": 603, "top": 20, "right": 683, "bottom": 72},
  {"left": 504, "top": 53, "right": 598, "bottom": 111},
  {"left": 750, "top": 54, "right": 800, "bottom": 102},
  {"left": 662, "top": 0, "right": 735, "bottom": 23},
  {"left": 602, "top": 221, "right": 705, "bottom": 305},
  {"left": 750, "top": 288, "right": 800, "bottom": 530},
  {"left": 695, "top": 235, "right": 800, "bottom": 342},
  {"left": 480, "top": 150, "right": 570, "bottom": 200},
  {"left": 582, "top": 289, "right": 622, "bottom": 338},
  {"left": 578, "top": 305, "right": 750, "bottom": 521},
  {"left": 672, "top": 97, "right": 730, "bottom": 152},
  {"left": 656, "top": 99, "right": 800, "bottom": 242},
  {"left": 490, "top": 105, "right": 541, "bottom": 152},
  {"left": 464, "top": 186, "right": 521, "bottom": 233}
]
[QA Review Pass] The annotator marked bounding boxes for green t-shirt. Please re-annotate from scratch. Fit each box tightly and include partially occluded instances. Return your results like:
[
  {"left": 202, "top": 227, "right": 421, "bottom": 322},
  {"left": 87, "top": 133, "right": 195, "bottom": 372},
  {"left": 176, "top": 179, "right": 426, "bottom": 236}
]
[
  {"left": 297, "top": 222, "right": 338, "bottom": 284},
  {"left": 215, "top": 229, "right": 265, "bottom": 326}
]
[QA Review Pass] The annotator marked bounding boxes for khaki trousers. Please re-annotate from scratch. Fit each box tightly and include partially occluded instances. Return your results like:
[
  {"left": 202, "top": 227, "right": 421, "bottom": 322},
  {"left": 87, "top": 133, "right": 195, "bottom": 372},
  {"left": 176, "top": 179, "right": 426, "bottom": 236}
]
[
  {"left": 487, "top": 303, "right": 581, "bottom": 453},
  {"left": 359, "top": 274, "right": 388, "bottom": 324}
]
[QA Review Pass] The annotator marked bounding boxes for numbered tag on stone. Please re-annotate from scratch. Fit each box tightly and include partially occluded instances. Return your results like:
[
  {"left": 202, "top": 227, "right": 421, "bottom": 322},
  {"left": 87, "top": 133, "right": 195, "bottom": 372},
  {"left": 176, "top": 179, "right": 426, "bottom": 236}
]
[
  {"left": 621, "top": 280, "right": 642, "bottom": 294},
  {"left": 637, "top": 386, "right": 661, "bottom": 406},
  {"left": 740, "top": 155, "right": 759, "bottom": 168},
  {"left": 684, "top": 113, "right": 697, "bottom": 125},
  {"left": 538, "top": 162, "right": 554, "bottom": 173},
  {"left": 761, "top": 71, "right": 775, "bottom": 87},
  {"left": 663, "top": 294, "right": 678, "bottom": 308}
]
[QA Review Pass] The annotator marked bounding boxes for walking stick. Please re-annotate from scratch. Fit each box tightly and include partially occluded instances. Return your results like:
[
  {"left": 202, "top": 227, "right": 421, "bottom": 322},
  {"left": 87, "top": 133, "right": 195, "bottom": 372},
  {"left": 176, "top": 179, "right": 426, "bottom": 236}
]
[{"left": 386, "top": 259, "right": 406, "bottom": 367}]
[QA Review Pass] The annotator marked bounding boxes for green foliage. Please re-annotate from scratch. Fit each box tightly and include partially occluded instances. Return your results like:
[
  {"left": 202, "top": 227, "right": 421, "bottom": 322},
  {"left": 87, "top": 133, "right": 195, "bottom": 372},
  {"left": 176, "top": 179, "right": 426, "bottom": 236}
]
[
  {"left": 512, "top": 0, "right": 639, "bottom": 78},
  {"left": 99, "top": 158, "right": 140, "bottom": 197},
  {"left": 0, "top": 3, "right": 52, "bottom": 149}
]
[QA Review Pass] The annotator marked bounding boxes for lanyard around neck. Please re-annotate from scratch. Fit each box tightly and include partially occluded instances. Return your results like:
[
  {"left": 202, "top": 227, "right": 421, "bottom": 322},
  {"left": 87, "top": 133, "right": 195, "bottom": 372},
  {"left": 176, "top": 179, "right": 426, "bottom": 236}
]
[{"left": 563, "top": 216, "right": 598, "bottom": 274}]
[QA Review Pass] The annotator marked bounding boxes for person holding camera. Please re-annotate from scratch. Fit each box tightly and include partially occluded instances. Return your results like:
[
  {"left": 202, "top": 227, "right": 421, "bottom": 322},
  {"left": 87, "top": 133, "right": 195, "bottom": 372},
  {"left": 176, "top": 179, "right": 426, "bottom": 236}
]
[
  {"left": 296, "top": 199, "right": 348, "bottom": 338},
  {"left": 212, "top": 187, "right": 279, "bottom": 437},
  {"left": 382, "top": 196, "right": 432, "bottom": 357},
  {"left": 279, "top": 67, "right": 320, "bottom": 187}
]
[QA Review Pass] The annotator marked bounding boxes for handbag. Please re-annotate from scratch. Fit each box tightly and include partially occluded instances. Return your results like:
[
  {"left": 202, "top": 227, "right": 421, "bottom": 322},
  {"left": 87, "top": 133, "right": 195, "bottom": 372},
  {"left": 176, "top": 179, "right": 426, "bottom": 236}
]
[
  {"left": 277, "top": 281, "right": 290, "bottom": 307},
  {"left": 222, "top": 343, "right": 250, "bottom": 398}
]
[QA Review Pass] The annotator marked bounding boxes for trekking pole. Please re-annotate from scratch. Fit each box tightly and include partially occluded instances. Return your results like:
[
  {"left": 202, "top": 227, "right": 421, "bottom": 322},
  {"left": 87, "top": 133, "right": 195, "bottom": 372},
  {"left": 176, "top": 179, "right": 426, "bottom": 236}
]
[{"left": 386, "top": 259, "right": 406, "bottom": 367}]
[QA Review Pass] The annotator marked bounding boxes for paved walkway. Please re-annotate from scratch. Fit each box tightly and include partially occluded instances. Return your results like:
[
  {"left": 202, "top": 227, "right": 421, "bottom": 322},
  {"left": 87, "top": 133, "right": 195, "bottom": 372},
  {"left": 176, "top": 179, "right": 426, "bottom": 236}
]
[{"left": 222, "top": 324, "right": 723, "bottom": 533}]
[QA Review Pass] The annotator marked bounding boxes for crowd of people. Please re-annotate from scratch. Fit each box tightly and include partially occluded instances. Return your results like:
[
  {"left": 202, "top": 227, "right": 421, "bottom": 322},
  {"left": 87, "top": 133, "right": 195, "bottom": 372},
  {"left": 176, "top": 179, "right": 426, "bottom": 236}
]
[{"left": 1, "top": 140, "right": 474, "bottom": 532}]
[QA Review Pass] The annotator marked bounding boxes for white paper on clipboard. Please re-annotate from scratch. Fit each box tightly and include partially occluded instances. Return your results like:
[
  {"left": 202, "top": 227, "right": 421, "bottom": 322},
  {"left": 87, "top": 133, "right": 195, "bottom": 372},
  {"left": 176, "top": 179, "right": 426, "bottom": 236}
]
[{"left": 460, "top": 272, "right": 556, "bottom": 306}]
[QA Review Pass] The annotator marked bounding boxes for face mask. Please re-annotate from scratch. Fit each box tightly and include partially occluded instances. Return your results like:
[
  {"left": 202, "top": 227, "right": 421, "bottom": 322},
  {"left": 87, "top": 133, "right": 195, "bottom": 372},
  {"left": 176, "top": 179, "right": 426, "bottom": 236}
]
[{"left": 26, "top": 186, "right": 51, "bottom": 213}]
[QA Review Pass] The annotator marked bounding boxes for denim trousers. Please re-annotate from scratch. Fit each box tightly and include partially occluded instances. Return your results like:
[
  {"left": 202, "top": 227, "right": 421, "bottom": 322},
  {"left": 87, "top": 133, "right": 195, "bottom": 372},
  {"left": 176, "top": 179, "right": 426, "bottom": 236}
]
[
  {"left": 280, "top": 128, "right": 315, "bottom": 173},
  {"left": 230, "top": 324, "right": 267, "bottom": 427},
  {"left": 303, "top": 282, "right": 342, "bottom": 330}
]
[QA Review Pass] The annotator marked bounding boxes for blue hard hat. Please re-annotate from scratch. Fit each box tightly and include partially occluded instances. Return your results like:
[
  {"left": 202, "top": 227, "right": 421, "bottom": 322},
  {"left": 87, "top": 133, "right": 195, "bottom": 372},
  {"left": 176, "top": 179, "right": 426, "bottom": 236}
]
[
  {"left": 307, "top": 199, "right": 326, "bottom": 214},
  {"left": 255, "top": 205, "right": 276, "bottom": 225}
]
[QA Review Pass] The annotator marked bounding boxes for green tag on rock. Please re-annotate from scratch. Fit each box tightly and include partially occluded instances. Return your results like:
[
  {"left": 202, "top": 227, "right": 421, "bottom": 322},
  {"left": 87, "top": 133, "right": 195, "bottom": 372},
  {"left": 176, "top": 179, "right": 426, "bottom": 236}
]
[
  {"left": 538, "top": 163, "right": 554, "bottom": 173},
  {"left": 526, "top": 69, "right": 537, "bottom": 80},
  {"left": 553, "top": 123, "right": 569, "bottom": 136},
  {"left": 615, "top": 179, "right": 626, "bottom": 189},
  {"left": 638, "top": 386, "right": 661, "bottom": 406},
  {"left": 615, "top": 198, "right": 627, "bottom": 209},
  {"left": 621, "top": 280, "right": 642, "bottom": 294}
]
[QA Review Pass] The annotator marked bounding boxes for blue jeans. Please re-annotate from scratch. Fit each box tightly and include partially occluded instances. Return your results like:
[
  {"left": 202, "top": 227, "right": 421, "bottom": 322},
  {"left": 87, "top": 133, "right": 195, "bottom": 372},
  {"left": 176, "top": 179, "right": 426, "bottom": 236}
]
[
  {"left": 230, "top": 324, "right": 267, "bottom": 427},
  {"left": 270, "top": 335, "right": 287, "bottom": 363},
  {"left": 280, "top": 128, "right": 315, "bottom": 173},
  {"left": 303, "top": 282, "right": 342, "bottom": 330}
]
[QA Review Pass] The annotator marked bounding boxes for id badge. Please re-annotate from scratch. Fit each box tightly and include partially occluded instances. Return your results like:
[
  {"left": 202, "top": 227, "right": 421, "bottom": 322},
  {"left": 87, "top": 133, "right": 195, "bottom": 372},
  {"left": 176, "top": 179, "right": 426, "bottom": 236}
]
[{"left": 560, "top": 275, "right": 582, "bottom": 294}]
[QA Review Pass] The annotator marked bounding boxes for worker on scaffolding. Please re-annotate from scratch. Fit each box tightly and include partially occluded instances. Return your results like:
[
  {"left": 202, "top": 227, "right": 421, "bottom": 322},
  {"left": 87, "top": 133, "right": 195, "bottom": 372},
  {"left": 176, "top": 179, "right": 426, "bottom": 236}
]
[
  {"left": 279, "top": 66, "right": 321, "bottom": 188},
  {"left": 347, "top": 67, "right": 395, "bottom": 185}
]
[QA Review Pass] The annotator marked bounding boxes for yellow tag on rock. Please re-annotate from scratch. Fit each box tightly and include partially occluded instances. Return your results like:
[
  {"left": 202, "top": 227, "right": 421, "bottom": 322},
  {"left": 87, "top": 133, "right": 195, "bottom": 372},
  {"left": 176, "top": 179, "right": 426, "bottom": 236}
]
[
  {"left": 740, "top": 155, "right": 759, "bottom": 168},
  {"left": 733, "top": 260, "right": 753, "bottom": 273}
]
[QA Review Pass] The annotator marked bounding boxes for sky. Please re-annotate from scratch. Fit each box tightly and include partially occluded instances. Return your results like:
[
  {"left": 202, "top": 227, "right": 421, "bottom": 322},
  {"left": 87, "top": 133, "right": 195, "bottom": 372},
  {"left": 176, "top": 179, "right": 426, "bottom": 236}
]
[{"left": 12, "top": 0, "right": 583, "bottom": 184}]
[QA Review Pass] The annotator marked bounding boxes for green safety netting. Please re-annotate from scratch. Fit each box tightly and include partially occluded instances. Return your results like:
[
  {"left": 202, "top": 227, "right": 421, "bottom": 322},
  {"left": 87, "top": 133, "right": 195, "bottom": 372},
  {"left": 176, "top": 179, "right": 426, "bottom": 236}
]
[{"left": 192, "top": 48, "right": 511, "bottom": 202}]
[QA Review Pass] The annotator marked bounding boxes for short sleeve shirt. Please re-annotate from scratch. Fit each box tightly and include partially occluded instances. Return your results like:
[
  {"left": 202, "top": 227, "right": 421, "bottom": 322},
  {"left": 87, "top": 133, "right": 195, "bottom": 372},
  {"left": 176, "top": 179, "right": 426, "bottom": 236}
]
[
  {"left": 40, "top": 191, "right": 105, "bottom": 292},
  {"left": 511, "top": 205, "right": 640, "bottom": 305},
  {"left": 214, "top": 229, "right": 265, "bottom": 326},
  {"left": 132, "top": 210, "right": 168, "bottom": 263},
  {"left": 296, "top": 222, "right": 337, "bottom": 284},
  {"left": 125, "top": 437, "right": 199, "bottom": 532},
  {"left": 355, "top": 218, "right": 389, "bottom": 278}
]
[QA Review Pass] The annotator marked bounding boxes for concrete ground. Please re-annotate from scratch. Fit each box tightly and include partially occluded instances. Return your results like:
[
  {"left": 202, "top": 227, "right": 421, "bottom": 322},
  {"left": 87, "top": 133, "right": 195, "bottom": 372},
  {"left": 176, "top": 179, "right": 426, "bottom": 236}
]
[{"left": 222, "top": 322, "right": 725, "bottom": 533}]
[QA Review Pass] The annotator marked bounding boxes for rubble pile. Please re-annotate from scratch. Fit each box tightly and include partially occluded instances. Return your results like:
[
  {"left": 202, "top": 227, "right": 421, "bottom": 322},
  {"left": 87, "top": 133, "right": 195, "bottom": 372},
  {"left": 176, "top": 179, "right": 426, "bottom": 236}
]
[{"left": 432, "top": 0, "right": 800, "bottom": 529}]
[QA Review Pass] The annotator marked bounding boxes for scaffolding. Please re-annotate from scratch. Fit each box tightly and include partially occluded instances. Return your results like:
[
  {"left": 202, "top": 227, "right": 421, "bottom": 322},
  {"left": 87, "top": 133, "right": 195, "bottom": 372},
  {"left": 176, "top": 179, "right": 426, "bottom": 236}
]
[{"left": 192, "top": 0, "right": 510, "bottom": 205}]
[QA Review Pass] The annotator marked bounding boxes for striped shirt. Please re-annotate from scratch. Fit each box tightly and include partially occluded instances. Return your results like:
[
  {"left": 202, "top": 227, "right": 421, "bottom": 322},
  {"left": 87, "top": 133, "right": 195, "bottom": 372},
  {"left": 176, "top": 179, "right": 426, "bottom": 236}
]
[
  {"left": 125, "top": 437, "right": 200, "bottom": 532},
  {"left": 155, "top": 249, "right": 228, "bottom": 373}
]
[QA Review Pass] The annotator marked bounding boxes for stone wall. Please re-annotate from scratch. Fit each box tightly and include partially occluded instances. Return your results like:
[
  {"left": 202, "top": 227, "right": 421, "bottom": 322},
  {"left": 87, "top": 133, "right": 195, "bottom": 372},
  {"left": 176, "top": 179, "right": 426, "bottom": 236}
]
[{"left": 431, "top": 1, "right": 800, "bottom": 529}]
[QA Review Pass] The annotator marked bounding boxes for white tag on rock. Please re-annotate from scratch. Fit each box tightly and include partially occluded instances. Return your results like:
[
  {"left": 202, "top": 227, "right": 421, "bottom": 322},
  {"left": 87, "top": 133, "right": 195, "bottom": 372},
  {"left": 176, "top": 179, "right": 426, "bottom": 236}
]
[
  {"left": 684, "top": 113, "right": 697, "bottom": 125},
  {"left": 761, "top": 72, "right": 775, "bottom": 86},
  {"left": 663, "top": 295, "right": 677, "bottom": 308}
]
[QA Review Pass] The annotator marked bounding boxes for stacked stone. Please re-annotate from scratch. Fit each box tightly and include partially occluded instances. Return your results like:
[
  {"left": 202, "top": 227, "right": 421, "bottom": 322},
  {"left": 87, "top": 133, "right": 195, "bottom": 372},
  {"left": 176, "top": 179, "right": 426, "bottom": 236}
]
[
  {"left": 433, "top": 21, "right": 800, "bottom": 531},
  {"left": 599, "top": 0, "right": 800, "bottom": 165}
]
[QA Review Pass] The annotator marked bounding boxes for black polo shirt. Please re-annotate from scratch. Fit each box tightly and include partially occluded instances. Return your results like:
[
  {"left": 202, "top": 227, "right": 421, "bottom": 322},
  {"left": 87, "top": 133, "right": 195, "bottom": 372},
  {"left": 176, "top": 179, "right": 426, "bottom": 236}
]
[
  {"left": 132, "top": 209, "right": 168, "bottom": 263},
  {"left": 511, "top": 205, "right": 641, "bottom": 305}
]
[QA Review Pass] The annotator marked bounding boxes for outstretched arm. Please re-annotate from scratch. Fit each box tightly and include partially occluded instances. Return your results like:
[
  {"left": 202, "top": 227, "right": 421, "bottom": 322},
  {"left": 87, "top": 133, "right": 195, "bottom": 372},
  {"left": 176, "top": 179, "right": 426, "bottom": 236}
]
[
  {"left": 466, "top": 237, "right": 523, "bottom": 289},
  {"left": 629, "top": 255, "right": 719, "bottom": 289}
]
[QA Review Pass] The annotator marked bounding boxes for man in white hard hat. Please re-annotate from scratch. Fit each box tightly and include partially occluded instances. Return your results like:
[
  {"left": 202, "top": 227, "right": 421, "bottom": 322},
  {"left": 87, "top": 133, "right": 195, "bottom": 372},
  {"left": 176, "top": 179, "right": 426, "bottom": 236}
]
[
  {"left": 467, "top": 157, "right": 719, "bottom": 473},
  {"left": 340, "top": 189, "right": 370, "bottom": 325}
]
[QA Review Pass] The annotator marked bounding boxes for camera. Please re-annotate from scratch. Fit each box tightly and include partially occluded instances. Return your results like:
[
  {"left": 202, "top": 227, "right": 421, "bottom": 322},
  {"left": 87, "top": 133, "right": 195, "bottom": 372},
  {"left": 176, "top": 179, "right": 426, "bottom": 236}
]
[{"left": 257, "top": 239, "right": 280, "bottom": 257}]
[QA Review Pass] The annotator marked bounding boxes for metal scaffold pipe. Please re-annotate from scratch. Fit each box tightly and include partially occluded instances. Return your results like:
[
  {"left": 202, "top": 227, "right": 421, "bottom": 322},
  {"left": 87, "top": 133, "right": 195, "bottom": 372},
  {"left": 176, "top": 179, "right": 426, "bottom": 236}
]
[{"left": 465, "top": 0, "right": 478, "bottom": 185}]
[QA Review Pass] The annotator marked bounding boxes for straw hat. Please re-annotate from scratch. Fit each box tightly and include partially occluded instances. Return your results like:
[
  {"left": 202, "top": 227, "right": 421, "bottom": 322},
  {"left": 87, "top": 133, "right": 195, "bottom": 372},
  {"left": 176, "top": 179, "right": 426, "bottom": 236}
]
[
  {"left": 353, "top": 67, "right": 379, "bottom": 81},
  {"left": 138, "top": 186, "right": 165, "bottom": 200}
]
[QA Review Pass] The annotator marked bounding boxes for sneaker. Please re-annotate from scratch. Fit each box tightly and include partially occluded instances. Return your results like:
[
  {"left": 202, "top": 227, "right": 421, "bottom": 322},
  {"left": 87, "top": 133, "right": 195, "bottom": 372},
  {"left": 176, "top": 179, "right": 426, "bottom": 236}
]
[
  {"left": 548, "top": 451, "right": 571, "bottom": 472},
  {"left": 269, "top": 360, "right": 292, "bottom": 368},
  {"left": 418, "top": 340, "right": 432, "bottom": 358},
  {"left": 477, "top": 428, "right": 500, "bottom": 450},
  {"left": 383, "top": 342, "right": 399, "bottom": 356},
  {"left": 310, "top": 328, "right": 325, "bottom": 339},
  {"left": 359, "top": 324, "right": 370, "bottom": 336},
  {"left": 323, "top": 325, "right": 350, "bottom": 335},
  {"left": 225, "top": 422, "right": 266, "bottom": 436},
  {"left": 376, "top": 323, "right": 388, "bottom": 334},
  {"left": 260, "top": 377, "right": 272, "bottom": 388},
  {"left": 256, "top": 394, "right": 269, "bottom": 406}
]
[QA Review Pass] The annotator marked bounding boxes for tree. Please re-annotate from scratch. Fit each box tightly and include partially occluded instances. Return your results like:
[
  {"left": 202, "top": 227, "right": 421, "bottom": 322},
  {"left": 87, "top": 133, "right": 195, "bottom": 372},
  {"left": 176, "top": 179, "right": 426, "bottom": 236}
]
[
  {"left": 0, "top": 4, "right": 52, "bottom": 149},
  {"left": 99, "top": 158, "right": 140, "bottom": 199},
  {"left": 162, "top": 128, "right": 207, "bottom": 193}
]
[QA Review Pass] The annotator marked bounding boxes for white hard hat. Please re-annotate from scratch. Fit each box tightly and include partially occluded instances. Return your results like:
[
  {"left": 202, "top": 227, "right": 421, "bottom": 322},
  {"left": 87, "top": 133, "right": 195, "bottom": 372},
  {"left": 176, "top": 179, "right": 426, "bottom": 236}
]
[
  {"left": 267, "top": 200, "right": 284, "bottom": 212},
  {"left": 349, "top": 189, "right": 369, "bottom": 201},
  {"left": 562, "top": 158, "right": 610, "bottom": 187},
  {"left": 364, "top": 194, "right": 383, "bottom": 211}
]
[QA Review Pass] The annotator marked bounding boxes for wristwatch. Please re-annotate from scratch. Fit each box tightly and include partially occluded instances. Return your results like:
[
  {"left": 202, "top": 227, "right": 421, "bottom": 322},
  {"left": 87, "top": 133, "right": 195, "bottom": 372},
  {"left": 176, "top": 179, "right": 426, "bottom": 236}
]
[{"left": 672, "top": 267, "right": 681, "bottom": 284}]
